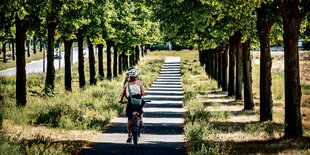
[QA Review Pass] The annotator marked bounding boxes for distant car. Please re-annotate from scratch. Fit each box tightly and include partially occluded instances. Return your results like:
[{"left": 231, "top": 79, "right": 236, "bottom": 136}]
[{"left": 54, "top": 48, "right": 62, "bottom": 59}]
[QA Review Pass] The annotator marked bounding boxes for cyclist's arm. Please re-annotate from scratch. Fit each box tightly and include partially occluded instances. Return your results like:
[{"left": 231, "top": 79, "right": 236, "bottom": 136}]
[
  {"left": 139, "top": 81, "right": 145, "bottom": 96},
  {"left": 120, "top": 85, "right": 127, "bottom": 102}
]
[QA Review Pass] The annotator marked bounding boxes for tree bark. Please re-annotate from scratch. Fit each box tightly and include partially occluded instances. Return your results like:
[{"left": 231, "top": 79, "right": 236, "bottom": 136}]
[
  {"left": 106, "top": 40, "right": 112, "bottom": 79},
  {"left": 15, "top": 16, "right": 27, "bottom": 106},
  {"left": 276, "top": 0, "right": 303, "bottom": 138},
  {"left": 218, "top": 48, "right": 222, "bottom": 88},
  {"left": 118, "top": 50, "right": 123, "bottom": 74},
  {"left": 228, "top": 36, "right": 236, "bottom": 96},
  {"left": 33, "top": 36, "right": 36, "bottom": 54},
  {"left": 235, "top": 31, "right": 243, "bottom": 100},
  {"left": 144, "top": 45, "right": 147, "bottom": 55},
  {"left": 122, "top": 50, "right": 128, "bottom": 71},
  {"left": 64, "top": 39, "right": 73, "bottom": 91},
  {"left": 27, "top": 40, "right": 30, "bottom": 57},
  {"left": 40, "top": 38, "right": 43, "bottom": 52},
  {"left": 257, "top": 5, "right": 274, "bottom": 121},
  {"left": 199, "top": 50, "right": 202, "bottom": 66},
  {"left": 76, "top": 28, "right": 86, "bottom": 88},
  {"left": 207, "top": 50, "right": 212, "bottom": 77},
  {"left": 211, "top": 50, "right": 215, "bottom": 79},
  {"left": 45, "top": 21, "right": 56, "bottom": 94},
  {"left": 87, "top": 38, "right": 96, "bottom": 85},
  {"left": 98, "top": 44, "right": 104, "bottom": 79},
  {"left": 135, "top": 45, "right": 140, "bottom": 64},
  {"left": 141, "top": 46, "right": 144, "bottom": 57},
  {"left": 113, "top": 44, "right": 118, "bottom": 77},
  {"left": 242, "top": 39, "right": 254, "bottom": 110},
  {"left": 2, "top": 42, "right": 7, "bottom": 63},
  {"left": 12, "top": 41, "right": 15, "bottom": 60},
  {"left": 199, "top": 50, "right": 206, "bottom": 67},
  {"left": 222, "top": 46, "right": 228, "bottom": 91}
]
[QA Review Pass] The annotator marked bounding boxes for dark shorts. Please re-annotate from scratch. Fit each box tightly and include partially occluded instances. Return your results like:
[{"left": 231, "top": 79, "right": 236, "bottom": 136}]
[{"left": 126, "top": 94, "right": 145, "bottom": 120}]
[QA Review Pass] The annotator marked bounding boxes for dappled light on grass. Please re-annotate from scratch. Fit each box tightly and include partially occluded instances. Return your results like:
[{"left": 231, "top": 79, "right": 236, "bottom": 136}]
[{"left": 182, "top": 50, "right": 310, "bottom": 154}]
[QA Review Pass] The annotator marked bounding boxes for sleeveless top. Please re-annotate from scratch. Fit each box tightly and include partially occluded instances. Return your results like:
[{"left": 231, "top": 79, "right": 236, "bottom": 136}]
[{"left": 126, "top": 81, "right": 141, "bottom": 97}]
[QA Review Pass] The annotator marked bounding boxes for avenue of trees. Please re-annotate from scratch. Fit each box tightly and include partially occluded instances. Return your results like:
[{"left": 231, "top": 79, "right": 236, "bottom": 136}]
[
  {"left": 151, "top": 0, "right": 309, "bottom": 138},
  {"left": 0, "top": 0, "right": 161, "bottom": 104},
  {"left": 0, "top": 0, "right": 309, "bottom": 139}
]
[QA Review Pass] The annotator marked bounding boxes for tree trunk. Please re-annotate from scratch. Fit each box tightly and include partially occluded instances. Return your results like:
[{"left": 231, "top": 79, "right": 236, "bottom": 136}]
[
  {"left": 27, "top": 40, "right": 30, "bottom": 57},
  {"left": 199, "top": 50, "right": 202, "bottom": 66},
  {"left": 235, "top": 31, "right": 243, "bottom": 100},
  {"left": 113, "top": 44, "right": 118, "bottom": 77},
  {"left": 242, "top": 39, "right": 254, "bottom": 110},
  {"left": 122, "top": 50, "right": 128, "bottom": 71},
  {"left": 98, "top": 44, "right": 104, "bottom": 79},
  {"left": 135, "top": 45, "right": 140, "bottom": 64},
  {"left": 214, "top": 49, "right": 218, "bottom": 82},
  {"left": 141, "top": 46, "right": 144, "bottom": 57},
  {"left": 228, "top": 36, "right": 236, "bottom": 96},
  {"left": 40, "top": 38, "right": 43, "bottom": 52},
  {"left": 144, "top": 45, "right": 147, "bottom": 55},
  {"left": 218, "top": 48, "right": 222, "bottom": 88},
  {"left": 131, "top": 47, "right": 135, "bottom": 66},
  {"left": 64, "top": 39, "right": 73, "bottom": 91},
  {"left": 45, "top": 22, "right": 56, "bottom": 94},
  {"left": 2, "top": 42, "right": 7, "bottom": 63},
  {"left": 257, "top": 5, "right": 274, "bottom": 121},
  {"left": 87, "top": 38, "right": 96, "bottom": 85},
  {"left": 118, "top": 50, "right": 123, "bottom": 74},
  {"left": 15, "top": 16, "right": 27, "bottom": 106},
  {"left": 106, "top": 40, "right": 112, "bottom": 79},
  {"left": 76, "top": 28, "right": 86, "bottom": 88},
  {"left": 33, "top": 36, "right": 36, "bottom": 54},
  {"left": 222, "top": 46, "right": 228, "bottom": 91},
  {"left": 12, "top": 41, "right": 15, "bottom": 60},
  {"left": 276, "top": 0, "right": 303, "bottom": 137},
  {"left": 211, "top": 49, "right": 216, "bottom": 80},
  {"left": 207, "top": 50, "right": 212, "bottom": 77}
]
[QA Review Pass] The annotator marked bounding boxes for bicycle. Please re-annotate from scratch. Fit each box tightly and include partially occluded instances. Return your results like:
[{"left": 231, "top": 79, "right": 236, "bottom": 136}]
[{"left": 121, "top": 98, "right": 151, "bottom": 148}]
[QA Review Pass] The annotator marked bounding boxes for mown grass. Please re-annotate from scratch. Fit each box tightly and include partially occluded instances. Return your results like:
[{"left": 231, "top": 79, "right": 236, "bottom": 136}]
[
  {"left": 0, "top": 51, "right": 163, "bottom": 154},
  {"left": 180, "top": 50, "right": 310, "bottom": 154}
]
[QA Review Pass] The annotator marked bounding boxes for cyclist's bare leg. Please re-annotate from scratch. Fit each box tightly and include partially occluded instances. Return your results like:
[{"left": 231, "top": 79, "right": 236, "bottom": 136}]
[
  {"left": 126, "top": 120, "right": 132, "bottom": 142},
  {"left": 127, "top": 120, "right": 132, "bottom": 135}
]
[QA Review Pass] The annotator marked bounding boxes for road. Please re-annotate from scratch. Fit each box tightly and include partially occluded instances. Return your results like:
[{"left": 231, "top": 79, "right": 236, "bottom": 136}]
[
  {"left": 0, "top": 47, "right": 93, "bottom": 76},
  {"left": 80, "top": 57, "right": 186, "bottom": 155}
]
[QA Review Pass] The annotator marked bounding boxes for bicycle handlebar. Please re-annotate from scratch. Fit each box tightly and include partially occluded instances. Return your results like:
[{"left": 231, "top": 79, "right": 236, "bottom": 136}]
[
  {"left": 119, "top": 99, "right": 151, "bottom": 104},
  {"left": 143, "top": 99, "right": 151, "bottom": 102}
]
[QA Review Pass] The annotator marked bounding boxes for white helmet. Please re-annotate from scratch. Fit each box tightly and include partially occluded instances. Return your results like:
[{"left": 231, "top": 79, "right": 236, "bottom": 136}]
[{"left": 128, "top": 68, "right": 139, "bottom": 77}]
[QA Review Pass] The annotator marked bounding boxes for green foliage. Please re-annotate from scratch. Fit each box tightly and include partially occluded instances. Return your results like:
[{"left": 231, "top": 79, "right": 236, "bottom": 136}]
[{"left": 303, "top": 41, "right": 310, "bottom": 50}]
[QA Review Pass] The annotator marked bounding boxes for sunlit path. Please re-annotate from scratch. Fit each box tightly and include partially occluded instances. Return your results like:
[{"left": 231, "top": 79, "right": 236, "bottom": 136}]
[{"left": 80, "top": 57, "right": 186, "bottom": 155}]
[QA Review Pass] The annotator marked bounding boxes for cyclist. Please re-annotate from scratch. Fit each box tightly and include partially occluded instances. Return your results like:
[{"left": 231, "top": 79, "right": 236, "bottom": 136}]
[
  {"left": 123, "top": 66, "right": 136, "bottom": 86},
  {"left": 119, "top": 68, "right": 145, "bottom": 143}
]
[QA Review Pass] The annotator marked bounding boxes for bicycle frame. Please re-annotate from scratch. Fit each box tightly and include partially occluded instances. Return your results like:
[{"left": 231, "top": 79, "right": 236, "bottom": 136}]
[{"left": 131, "top": 111, "right": 141, "bottom": 148}]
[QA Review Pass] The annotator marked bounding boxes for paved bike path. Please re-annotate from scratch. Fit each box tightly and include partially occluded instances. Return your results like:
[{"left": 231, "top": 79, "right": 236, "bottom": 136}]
[{"left": 80, "top": 57, "right": 186, "bottom": 155}]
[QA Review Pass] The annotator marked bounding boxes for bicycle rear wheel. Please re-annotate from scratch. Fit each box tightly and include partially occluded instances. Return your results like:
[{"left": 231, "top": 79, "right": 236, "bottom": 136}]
[{"left": 133, "top": 130, "right": 138, "bottom": 148}]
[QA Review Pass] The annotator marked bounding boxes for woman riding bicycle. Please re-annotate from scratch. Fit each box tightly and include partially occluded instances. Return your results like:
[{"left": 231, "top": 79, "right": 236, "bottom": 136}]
[{"left": 119, "top": 68, "right": 145, "bottom": 143}]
